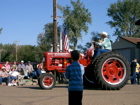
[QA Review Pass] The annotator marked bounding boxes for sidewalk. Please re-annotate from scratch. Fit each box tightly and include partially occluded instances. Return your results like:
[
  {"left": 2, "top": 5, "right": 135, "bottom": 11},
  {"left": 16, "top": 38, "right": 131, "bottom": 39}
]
[
  {"left": 20, "top": 78, "right": 38, "bottom": 86},
  {"left": 2, "top": 78, "right": 38, "bottom": 86}
]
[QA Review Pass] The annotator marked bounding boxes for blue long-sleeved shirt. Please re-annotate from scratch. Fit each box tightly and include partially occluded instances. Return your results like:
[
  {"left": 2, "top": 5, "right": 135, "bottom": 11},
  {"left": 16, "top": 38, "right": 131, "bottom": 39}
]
[{"left": 65, "top": 61, "right": 84, "bottom": 91}]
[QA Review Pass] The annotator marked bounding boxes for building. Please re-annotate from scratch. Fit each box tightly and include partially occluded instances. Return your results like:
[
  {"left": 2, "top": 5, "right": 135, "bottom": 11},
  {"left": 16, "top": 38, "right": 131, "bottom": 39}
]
[
  {"left": 112, "top": 36, "right": 140, "bottom": 63},
  {"left": 135, "top": 19, "right": 140, "bottom": 25}
]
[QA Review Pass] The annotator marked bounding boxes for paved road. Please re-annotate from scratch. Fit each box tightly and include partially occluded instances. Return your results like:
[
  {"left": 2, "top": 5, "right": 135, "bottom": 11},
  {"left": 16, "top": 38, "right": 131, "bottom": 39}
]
[{"left": 0, "top": 84, "right": 140, "bottom": 105}]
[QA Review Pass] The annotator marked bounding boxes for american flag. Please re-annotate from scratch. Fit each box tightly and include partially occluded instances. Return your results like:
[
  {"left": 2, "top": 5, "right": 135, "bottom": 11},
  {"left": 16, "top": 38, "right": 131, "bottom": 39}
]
[{"left": 62, "top": 27, "right": 69, "bottom": 51}]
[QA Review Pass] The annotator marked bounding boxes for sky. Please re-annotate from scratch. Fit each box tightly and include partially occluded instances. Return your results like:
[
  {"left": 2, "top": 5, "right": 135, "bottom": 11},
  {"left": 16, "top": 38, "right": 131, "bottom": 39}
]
[{"left": 0, "top": 0, "right": 118, "bottom": 47}]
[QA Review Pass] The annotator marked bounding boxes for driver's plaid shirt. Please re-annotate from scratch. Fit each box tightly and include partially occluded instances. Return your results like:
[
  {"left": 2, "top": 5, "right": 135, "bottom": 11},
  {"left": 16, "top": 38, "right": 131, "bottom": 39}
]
[{"left": 95, "top": 38, "right": 112, "bottom": 50}]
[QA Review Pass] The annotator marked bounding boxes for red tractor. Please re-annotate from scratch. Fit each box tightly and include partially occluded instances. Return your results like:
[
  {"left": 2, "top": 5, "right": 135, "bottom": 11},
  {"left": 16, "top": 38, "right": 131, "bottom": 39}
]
[{"left": 38, "top": 44, "right": 130, "bottom": 90}]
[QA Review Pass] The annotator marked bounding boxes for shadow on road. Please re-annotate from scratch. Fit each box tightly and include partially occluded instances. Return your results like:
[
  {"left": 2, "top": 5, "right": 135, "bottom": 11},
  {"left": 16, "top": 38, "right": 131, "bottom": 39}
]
[
  {"left": 17, "top": 86, "right": 41, "bottom": 90},
  {"left": 16, "top": 84, "right": 103, "bottom": 90},
  {"left": 16, "top": 85, "right": 68, "bottom": 90}
]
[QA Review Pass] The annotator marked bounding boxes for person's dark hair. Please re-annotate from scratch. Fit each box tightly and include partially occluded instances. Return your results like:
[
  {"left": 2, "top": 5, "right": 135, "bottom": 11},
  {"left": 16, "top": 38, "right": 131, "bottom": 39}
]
[
  {"left": 71, "top": 50, "right": 80, "bottom": 61},
  {"left": 133, "top": 58, "right": 137, "bottom": 60}
]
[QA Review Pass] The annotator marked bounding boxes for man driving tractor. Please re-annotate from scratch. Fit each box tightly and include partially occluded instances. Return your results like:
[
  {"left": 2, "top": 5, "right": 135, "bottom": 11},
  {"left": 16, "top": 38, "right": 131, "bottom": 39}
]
[{"left": 92, "top": 31, "right": 112, "bottom": 58}]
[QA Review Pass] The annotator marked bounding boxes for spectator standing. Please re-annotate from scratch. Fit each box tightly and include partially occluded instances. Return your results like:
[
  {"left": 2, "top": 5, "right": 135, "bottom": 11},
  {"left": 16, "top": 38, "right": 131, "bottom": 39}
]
[
  {"left": 130, "top": 59, "right": 137, "bottom": 84},
  {"left": 0, "top": 67, "right": 10, "bottom": 86},
  {"left": 11, "top": 61, "right": 17, "bottom": 70},
  {"left": 26, "top": 61, "right": 34, "bottom": 78},
  {"left": 5, "top": 61, "right": 10, "bottom": 73},
  {"left": 17, "top": 60, "right": 26, "bottom": 75},
  {"left": 136, "top": 62, "right": 140, "bottom": 84},
  {"left": 65, "top": 50, "right": 84, "bottom": 105}
]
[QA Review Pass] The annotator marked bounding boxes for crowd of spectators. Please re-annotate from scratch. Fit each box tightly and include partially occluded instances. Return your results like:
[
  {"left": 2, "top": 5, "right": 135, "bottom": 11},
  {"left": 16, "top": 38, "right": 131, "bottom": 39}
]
[
  {"left": 0, "top": 60, "right": 44, "bottom": 86},
  {"left": 1, "top": 58, "right": 140, "bottom": 86}
]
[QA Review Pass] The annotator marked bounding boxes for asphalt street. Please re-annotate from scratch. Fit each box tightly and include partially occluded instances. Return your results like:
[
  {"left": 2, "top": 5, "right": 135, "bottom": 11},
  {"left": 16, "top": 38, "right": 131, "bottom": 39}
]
[{"left": 0, "top": 84, "right": 140, "bottom": 105}]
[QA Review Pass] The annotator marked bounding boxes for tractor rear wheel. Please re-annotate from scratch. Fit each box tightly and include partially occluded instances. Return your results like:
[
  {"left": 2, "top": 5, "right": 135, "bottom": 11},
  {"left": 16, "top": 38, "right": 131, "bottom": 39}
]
[
  {"left": 83, "top": 53, "right": 106, "bottom": 88},
  {"left": 38, "top": 73, "right": 56, "bottom": 90},
  {"left": 93, "top": 52, "right": 130, "bottom": 90}
]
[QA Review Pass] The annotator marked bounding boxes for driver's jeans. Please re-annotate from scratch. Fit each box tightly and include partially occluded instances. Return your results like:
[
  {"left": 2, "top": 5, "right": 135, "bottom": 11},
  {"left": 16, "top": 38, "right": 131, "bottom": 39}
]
[{"left": 93, "top": 48, "right": 110, "bottom": 59}]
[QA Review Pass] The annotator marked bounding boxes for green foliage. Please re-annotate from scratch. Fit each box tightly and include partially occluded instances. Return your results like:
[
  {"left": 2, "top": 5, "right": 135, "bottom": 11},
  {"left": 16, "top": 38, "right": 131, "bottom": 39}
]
[
  {"left": 18, "top": 45, "right": 36, "bottom": 62},
  {"left": 37, "top": 33, "right": 51, "bottom": 52},
  {"left": 107, "top": 0, "right": 140, "bottom": 37},
  {"left": 0, "top": 28, "right": 2, "bottom": 34},
  {"left": 91, "top": 31, "right": 101, "bottom": 42},
  {"left": 77, "top": 42, "right": 91, "bottom": 53},
  {"left": 0, "top": 43, "right": 43, "bottom": 63},
  {"left": 37, "top": 23, "right": 53, "bottom": 52},
  {"left": 37, "top": 23, "right": 60, "bottom": 52},
  {"left": 58, "top": 0, "right": 92, "bottom": 49},
  {"left": 77, "top": 31, "right": 100, "bottom": 53},
  {"left": 0, "top": 43, "right": 15, "bottom": 62}
]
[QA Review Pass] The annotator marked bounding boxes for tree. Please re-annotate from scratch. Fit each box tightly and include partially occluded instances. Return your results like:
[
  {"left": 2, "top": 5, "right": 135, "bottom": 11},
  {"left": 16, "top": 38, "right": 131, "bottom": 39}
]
[
  {"left": 77, "top": 31, "right": 100, "bottom": 53},
  {"left": 17, "top": 45, "right": 42, "bottom": 62},
  {"left": 77, "top": 42, "right": 91, "bottom": 53},
  {"left": 37, "top": 23, "right": 53, "bottom": 52},
  {"left": 0, "top": 44, "right": 15, "bottom": 62},
  {"left": 0, "top": 43, "right": 43, "bottom": 63},
  {"left": 58, "top": 0, "right": 92, "bottom": 49},
  {"left": 107, "top": 0, "right": 140, "bottom": 37},
  {"left": 37, "top": 23, "right": 60, "bottom": 52},
  {"left": 37, "top": 33, "right": 51, "bottom": 52},
  {"left": 91, "top": 31, "right": 101, "bottom": 41},
  {"left": 0, "top": 28, "right": 2, "bottom": 34}
]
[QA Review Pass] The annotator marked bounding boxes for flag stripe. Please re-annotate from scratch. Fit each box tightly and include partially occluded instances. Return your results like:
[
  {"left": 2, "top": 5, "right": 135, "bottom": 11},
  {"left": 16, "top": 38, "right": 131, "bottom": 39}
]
[{"left": 62, "top": 28, "right": 69, "bottom": 51}]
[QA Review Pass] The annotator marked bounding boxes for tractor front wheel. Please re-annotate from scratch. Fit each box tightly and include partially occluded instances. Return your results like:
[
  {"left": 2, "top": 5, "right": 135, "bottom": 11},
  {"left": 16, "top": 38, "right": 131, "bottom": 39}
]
[{"left": 38, "top": 73, "right": 56, "bottom": 90}]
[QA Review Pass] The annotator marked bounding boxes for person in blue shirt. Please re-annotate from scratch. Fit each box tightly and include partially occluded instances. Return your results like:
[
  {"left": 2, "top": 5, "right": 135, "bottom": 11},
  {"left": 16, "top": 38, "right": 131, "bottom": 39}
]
[{"left": 65, "top": 50, "right": 84, "bottom": 105}]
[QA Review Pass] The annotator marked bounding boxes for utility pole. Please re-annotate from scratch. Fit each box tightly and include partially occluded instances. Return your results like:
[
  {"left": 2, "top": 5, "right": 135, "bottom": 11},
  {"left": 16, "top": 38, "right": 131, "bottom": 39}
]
[
  {"left": 53, "top": 0, "right": 58, "bottom": 52},
  {"left": 14, "top": 41, "right": 19, "bottom": 62}
]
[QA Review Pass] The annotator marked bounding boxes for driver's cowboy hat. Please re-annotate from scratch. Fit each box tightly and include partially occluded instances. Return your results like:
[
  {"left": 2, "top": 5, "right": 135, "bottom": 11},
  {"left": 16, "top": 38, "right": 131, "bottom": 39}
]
[{"left": 100, "top": 31, "right": 108, "bottom": 37}]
